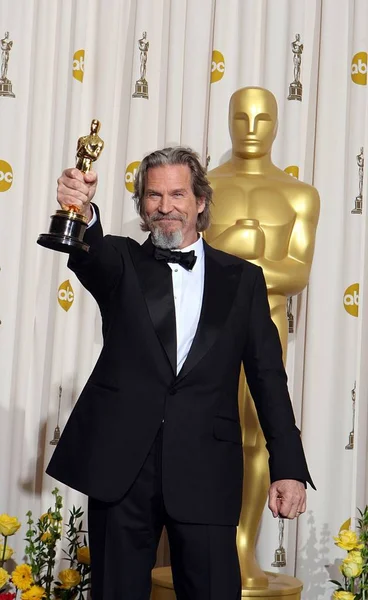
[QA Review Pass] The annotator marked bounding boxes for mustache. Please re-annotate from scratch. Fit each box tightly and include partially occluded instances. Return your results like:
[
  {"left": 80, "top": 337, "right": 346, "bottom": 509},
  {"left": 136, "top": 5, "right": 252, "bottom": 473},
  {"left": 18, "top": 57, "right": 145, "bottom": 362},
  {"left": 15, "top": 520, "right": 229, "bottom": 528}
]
[{"left": 145, "top": 212, "right": 186, "bottom": 224}]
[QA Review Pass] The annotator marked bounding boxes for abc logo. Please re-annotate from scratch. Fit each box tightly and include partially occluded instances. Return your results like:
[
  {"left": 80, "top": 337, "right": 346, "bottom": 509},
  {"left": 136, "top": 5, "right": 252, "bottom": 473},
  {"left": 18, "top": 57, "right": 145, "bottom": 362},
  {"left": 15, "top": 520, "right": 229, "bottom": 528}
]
[
  {"left": 343, "top": 283, "right": 359, "bottom": 317},
  {"left": 351, "top": 52, "right": 367, "bottom": 85},
  {"left": 284, "top": 165, "right": 299, "bottom": 179},
  {"left": 125, "top": 161, "right": 141, "bottom": 193},
  {"left": 58, "top": 280, "right": 74, "bottom": 312},
  {"left": 211, "top": 50, "right": 225, "bottom": 83},
  {"left": 0, "top": 160, "right": 13, "bottom": 192},
  {"left": 73, "top": 49, "right": 85, "bottom": 83}
]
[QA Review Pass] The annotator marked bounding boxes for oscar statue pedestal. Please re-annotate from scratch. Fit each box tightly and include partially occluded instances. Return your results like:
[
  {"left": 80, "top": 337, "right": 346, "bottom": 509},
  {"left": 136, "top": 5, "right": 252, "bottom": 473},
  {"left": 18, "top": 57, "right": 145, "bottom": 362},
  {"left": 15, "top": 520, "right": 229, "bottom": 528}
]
[
  {"left": 287, "top": 81, "right": 302, "bottom": 101},
  {"left": 132, "top": 78, "right": 148, "bottom": 98},
  {"left": 151, "top": 567, "right": 302, "bottom": 600},
  {"left": 0, "top": 79, "right": 15, "bottom": 97}
]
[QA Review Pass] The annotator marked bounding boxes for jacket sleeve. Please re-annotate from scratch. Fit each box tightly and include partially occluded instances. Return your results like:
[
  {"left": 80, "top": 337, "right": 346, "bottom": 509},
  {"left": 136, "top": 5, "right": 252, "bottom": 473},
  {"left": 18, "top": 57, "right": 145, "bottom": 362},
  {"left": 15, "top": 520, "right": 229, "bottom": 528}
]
[
  {"left": 67, "top": 204, "right": 124, "bottom": 305},
  {"left": 242, "top": 266, "right": 315, "bottom": 489}
]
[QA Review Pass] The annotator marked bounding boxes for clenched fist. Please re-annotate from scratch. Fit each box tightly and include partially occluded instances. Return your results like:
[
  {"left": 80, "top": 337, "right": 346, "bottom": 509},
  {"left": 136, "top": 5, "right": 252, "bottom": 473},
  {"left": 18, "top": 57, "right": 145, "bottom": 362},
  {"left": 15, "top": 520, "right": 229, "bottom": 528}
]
[{"left": 57, "top": 168, "right": 98, "bottom": 222}]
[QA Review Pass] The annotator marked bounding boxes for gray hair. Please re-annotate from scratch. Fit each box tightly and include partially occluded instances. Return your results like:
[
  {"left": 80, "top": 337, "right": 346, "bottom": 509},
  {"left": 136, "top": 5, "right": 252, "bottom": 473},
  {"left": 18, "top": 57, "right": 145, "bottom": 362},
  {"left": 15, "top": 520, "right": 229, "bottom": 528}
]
[{"left": 133, "top": 146, "right": 212, "bottom": 231}]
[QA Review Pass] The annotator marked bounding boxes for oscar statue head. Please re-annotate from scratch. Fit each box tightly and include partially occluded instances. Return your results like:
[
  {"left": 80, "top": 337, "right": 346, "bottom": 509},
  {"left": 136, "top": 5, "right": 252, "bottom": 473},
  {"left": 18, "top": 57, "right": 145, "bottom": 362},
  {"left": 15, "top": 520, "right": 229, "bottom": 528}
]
[
  {"left": 91, "top": 119, "right": 101, "bottom": 134},
  {"left": 228, "top": 87, "right": 278, "bottom": 159}
]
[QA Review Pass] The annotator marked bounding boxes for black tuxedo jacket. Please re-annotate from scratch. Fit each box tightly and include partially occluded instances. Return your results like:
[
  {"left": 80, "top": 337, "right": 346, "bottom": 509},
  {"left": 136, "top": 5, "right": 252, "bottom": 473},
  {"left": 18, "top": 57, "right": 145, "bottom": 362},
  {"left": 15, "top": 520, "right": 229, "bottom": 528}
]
[{"left": 47, "top": 207, "right": 314, "bottom": 526}]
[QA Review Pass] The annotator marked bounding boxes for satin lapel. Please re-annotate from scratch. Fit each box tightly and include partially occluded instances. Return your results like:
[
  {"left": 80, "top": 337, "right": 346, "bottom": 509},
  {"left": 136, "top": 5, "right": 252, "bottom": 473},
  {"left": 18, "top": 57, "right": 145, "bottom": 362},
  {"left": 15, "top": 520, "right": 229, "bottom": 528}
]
[
  {"left": 127, "top": 237, "right": 177, "bottom": 375},
  {"left": 176, "top": 242, "right": 243, "bottom": 384}
]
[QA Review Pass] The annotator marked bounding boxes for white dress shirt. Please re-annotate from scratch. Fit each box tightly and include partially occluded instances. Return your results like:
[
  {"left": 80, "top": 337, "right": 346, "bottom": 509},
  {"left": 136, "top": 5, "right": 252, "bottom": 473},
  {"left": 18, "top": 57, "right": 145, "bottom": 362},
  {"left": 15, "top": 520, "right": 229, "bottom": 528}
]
[
  {"left": 167, "top": 237, "right": 204, "bottom": 373},
  {"left": 88, "top": 208, "right": 205, "bottom": 373}
]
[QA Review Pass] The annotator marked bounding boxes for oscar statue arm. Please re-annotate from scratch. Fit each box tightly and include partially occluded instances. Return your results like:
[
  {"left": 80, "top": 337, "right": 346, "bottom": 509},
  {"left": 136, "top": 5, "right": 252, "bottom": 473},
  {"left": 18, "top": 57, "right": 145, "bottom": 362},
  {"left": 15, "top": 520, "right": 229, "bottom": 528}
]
[
  {"left": 76, "top": 136, "right": 84, "bottom": 155},
  {"left": 85, "top": 139, "right": 104, "bottom": 160},
  {"left": 209, "top": 186, "right": 320, "bottom": 296},
  {"left": 255, "top": 254, "right": 313, "bottom": 297},
  {"left": 256, "top": 187, "right": 320, "bottom": 295},
  {"left": 243, "top": 266, "right": 315, "bottom": 488},
  {"left": 67, "top": 203, "right": 124, "bottom": 304}
]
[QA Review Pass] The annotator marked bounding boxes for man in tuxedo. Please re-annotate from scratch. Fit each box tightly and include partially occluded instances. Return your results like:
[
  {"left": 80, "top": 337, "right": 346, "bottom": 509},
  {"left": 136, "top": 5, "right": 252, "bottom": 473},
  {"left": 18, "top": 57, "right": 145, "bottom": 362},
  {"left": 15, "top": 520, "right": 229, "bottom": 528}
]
[{"left": 47, "top": 147, "right": 314, "bottom": 600}]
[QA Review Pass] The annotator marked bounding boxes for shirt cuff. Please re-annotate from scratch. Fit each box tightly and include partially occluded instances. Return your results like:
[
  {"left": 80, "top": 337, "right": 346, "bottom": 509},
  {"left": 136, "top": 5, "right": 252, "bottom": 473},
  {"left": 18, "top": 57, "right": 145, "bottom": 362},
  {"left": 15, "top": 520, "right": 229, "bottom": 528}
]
[{"left": 87, "top": 205, "right": 97, "bottom": 228}]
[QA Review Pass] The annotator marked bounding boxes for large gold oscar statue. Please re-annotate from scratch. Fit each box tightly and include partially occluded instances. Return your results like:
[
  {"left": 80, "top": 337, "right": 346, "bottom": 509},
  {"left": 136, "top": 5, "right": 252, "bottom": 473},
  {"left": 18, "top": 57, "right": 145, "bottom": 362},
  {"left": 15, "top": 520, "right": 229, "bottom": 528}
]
[
  {"left": 151, "top": 87, "right": 319, "bottom": 599},
  {"left": 207, "top": 86, "right": 319, "bottom": 598}
]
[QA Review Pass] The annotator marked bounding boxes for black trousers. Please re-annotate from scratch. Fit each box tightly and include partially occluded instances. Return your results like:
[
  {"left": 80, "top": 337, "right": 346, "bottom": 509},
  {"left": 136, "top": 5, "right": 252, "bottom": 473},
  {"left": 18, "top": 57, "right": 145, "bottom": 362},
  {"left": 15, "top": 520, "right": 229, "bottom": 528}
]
[{"left": 88, "top": 428, "right": 241, "bottom": 600}]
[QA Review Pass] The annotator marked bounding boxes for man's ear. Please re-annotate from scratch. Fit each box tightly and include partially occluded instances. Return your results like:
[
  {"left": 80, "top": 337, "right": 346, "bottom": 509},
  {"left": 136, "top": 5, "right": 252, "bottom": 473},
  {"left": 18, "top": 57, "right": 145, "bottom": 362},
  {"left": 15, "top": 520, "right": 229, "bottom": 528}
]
[{"left": 197, "top": 197, "right": 206, "bottom": 213}]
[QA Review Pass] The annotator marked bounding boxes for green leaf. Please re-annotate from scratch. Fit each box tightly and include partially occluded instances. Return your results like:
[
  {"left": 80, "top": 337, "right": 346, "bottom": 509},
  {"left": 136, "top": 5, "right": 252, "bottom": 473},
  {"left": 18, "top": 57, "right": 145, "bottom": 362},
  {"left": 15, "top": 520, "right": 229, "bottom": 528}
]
[{"left": 330, "top": 580, "right": 344, "bottom": 587}]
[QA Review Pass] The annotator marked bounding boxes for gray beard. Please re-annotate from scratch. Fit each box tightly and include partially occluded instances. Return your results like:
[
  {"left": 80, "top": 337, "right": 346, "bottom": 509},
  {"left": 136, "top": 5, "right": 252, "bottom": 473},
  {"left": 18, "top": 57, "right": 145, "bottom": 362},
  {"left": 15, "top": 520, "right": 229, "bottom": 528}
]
[{"left": 150, "top": 226, "right": 183, "bottom": 249}]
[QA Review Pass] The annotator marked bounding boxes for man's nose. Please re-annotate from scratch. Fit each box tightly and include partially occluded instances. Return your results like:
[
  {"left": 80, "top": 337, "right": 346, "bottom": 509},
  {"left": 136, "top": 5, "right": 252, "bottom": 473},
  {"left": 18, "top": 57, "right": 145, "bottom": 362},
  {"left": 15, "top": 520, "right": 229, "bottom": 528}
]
[{"left": 158, "top": 194, "right": 172, "bottom": 213}]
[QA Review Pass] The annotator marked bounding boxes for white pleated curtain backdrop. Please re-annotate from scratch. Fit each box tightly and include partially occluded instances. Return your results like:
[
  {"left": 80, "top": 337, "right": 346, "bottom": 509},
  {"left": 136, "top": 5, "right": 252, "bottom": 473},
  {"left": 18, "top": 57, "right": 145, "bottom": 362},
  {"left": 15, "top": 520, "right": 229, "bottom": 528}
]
[{"left": 1, "top": 1, "right": 368, "bottom": 599}]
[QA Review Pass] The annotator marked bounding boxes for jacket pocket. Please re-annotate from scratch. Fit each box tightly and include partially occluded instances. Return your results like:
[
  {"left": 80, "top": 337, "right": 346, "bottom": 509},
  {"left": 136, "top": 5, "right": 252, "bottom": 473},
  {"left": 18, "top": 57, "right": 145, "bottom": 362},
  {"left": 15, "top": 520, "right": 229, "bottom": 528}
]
[
  {"left": 213, "top": 416, "right": 242, "bottom": 445},
  {"left": 90, "top": 381, "right": 120, "bottom": 393}
]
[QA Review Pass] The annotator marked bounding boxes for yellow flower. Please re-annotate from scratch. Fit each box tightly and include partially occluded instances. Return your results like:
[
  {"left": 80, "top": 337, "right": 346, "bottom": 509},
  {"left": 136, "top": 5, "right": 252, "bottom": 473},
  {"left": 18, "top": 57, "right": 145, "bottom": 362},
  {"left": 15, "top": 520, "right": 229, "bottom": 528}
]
[
  {"left": 58, "top": 568, "right": 81, "bottom": 589},
  {"left": 339, "top": 518, "right": 351, "bottom": 532},
  {"left": 0, "top": 515, "right": 21, "bottom": 537},
  {"left": 40, "top": 513, "right": 56, "bottom": 525},
  {"left": 39, "top": 513, "right": 61, "bottom": 531},
  {"left": 334, "top": 530, "right": 363, "bottom": 551},
  {"left": 40, "top": 532, "right": 51, "bottom": 543},
  {"left": 12, "top": 564, "right": 33, "bottom": 591},
  {"left": 21, "top": 586, "right": 46, "bottom": 599},
  {"left": 0, "top": 543, "right": 14, "bottom": 561},
  {"left": 39, "top": 513, "right": 51, "bottom": 522},
  {"left": 77, "top": 546, "right": 90, "bottom": 565},
  {"left": 333, "top": 592, "right": 355, "bottom": 600},
  {"left": 0, "top": 567, "right": 9, "bottom": 589},
  {"left": 348, "top": 550, "right": 363, "bottom": 565},
  {"left": 341, "top": 553, "right": 363, "bottom": 578}
]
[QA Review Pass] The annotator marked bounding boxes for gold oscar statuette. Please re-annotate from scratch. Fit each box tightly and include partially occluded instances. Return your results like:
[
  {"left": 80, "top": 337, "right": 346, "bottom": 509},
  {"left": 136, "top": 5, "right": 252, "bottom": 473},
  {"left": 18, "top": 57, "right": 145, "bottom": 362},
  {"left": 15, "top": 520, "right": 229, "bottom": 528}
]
[
  {"left": 271, "top": 518, "right": 287, "bottom": 567},
  {"left": 345, "top": 381, "right": 356, "bottom": 450},
  {"left": 206, "top": 86, "right": 319, "bottom": 597},
  {"left": 50, "top": 385, "right": 63, "bottom": 446},
  {"left": 132, "top": 31, "right": 149, "bottom": 99},
  {"left": 352, "top": 147, "right": 364, "bottom": 215},
  {"left": 288, "top": 34, "right": 303, "bottom": 101},
  {"left": 37, "top": 119, "right": 104, "bottom": 253},
  {"left": 0, "top": 31, "right": 15, "bottom": 98}
]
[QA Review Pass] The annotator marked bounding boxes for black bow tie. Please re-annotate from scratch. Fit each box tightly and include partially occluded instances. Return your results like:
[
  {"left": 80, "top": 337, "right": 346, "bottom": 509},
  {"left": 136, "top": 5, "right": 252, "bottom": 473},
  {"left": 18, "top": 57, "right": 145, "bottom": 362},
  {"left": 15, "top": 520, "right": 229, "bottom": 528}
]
[{"left": 154, "top": 247, "right": 197, "bottom": 271}]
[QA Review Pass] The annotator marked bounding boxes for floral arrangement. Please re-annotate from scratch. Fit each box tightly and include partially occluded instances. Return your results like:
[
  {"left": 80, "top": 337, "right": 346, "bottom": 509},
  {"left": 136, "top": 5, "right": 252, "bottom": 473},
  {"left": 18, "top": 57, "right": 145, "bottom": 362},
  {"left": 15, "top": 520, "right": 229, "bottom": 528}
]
[
  {"left": 0, "top": 489, "right": 91, "bottom": 600},
  {"left": 331, "top": 507, "right": 368, "bottom": 600}
]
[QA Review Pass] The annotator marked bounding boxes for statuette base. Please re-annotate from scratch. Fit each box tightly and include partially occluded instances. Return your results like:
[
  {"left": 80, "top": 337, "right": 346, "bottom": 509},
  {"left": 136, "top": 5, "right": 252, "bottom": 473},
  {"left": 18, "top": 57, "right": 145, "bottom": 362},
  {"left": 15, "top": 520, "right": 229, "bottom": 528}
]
[
  {"left": 151, "top": 568, "right": 303, "bottom": 600},
  {"left": 133, "top": 78, "right": 149, "bottom": 99},
  {"left": 0, "top": 79, "right": 15, "bottom": 97},
  {"left": 352, "top": 196, "right": 363, "bottom": 214},
  {"left": 287, "top": 81, "right": 302, "bottom": 101},
  {"left": 37, "top": 210, "right": 89, "bottom": 253}
]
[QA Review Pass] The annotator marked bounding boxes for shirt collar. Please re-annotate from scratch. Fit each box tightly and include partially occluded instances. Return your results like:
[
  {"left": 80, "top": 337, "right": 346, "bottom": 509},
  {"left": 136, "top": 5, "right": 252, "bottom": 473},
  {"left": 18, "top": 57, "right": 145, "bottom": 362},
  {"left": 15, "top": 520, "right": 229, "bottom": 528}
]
[{"left": 174, "top": 235, "right": 204, "bottom": 260}]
